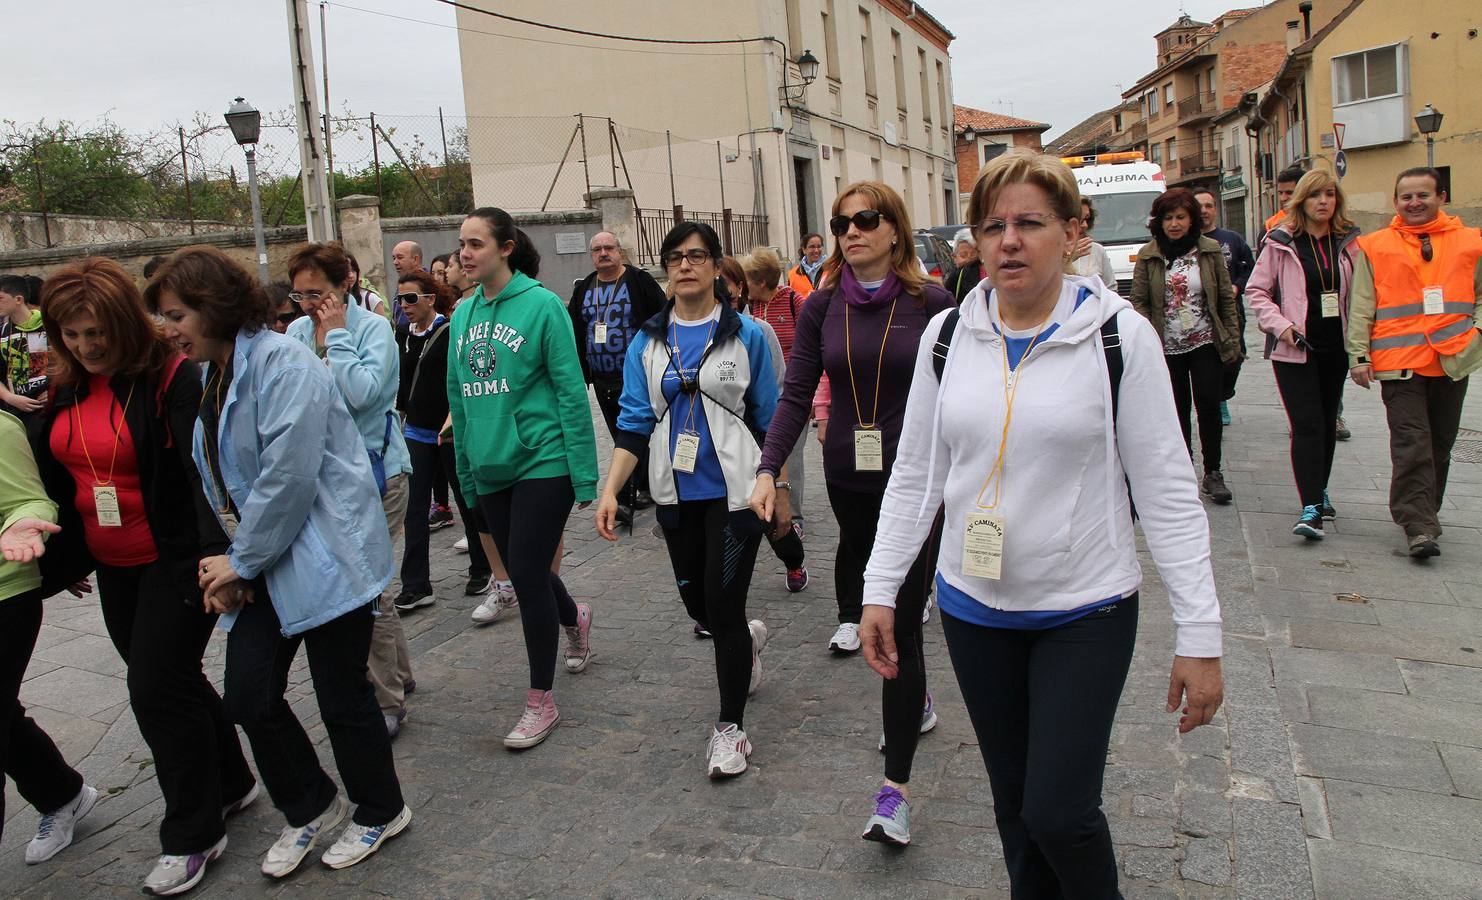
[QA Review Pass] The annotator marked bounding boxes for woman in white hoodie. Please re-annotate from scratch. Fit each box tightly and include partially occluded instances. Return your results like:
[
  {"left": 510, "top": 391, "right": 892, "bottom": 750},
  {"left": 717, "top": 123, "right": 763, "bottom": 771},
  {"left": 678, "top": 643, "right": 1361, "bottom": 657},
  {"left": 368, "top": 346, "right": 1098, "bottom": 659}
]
[{"left": 860, "top": 148, "right": 1224, "bottom": 897}]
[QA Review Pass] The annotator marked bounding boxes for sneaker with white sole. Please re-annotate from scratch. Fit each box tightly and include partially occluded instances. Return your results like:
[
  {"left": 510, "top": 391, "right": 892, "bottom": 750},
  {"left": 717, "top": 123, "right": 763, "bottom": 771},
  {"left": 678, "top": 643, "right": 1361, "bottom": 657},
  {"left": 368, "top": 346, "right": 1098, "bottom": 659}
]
[
  {"left": 503, "top": 689, "right": 559, "bottom": 749},
  {"left": 261, "top": 794, "right": 347, "bottom": 878},
  {"left": 453, "top": 536, "right": 469, "bottom": 552},
  {"left": 829, "top": 622, "right": 861, "bottom": 654},
  {"left": 222, "top": 782, "right": 259, "bottom": 819},
  {"left": 922, "top": 594, "right": 935, "bottom": 625},
  {"left": 142, "top": 835, "right": 227, "bottom": 896},
  {"left": 879, "top": 692, "right": 939, "bottom": 751},
  {"left": 706, "top": 723, "right": 752, "bottom": 778},
  {"left": 25, "top": 784, "right": 100, "bottom": 864},
  {"left": 564, "top": 602, "right": 593, "bottom": 673},
  {"left": 470, "top": 581, "right": 518, "bottom": 625},
  {"left": 861, "top": 785, "right": 911, "bottom": 846},
  {"left": 748, "top": 619, "right": 768, "bottom": 695},
  {"left": 320, "top": 805, "right": 412, "bottom": 870}
]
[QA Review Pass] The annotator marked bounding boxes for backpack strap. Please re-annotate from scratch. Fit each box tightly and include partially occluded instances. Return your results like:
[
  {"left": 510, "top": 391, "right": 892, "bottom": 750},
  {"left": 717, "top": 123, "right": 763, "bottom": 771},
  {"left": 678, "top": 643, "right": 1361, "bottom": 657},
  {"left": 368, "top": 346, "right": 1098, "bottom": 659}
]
[
  {"left": 1099, "top": 315, "right": 1123, "bottom": 426},
  {"left": 931, "top": 309, "right": 961, "bottom": 380}
]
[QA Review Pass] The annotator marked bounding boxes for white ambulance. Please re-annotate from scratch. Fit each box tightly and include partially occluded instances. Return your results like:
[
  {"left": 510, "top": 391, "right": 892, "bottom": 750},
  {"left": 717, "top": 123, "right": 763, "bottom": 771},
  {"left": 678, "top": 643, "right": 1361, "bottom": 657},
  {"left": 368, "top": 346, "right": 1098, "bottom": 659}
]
[{"left": 1062, "top": 152, "right": 1165, "bottom": 297}]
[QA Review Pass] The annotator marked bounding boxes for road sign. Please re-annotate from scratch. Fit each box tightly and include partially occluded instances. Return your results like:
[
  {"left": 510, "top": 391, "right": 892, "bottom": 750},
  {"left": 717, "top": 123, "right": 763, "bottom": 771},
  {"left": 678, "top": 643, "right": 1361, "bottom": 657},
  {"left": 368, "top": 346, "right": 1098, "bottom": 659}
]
[{"left": 1335, "top": 150, "right": 1348, "bottom": 179}]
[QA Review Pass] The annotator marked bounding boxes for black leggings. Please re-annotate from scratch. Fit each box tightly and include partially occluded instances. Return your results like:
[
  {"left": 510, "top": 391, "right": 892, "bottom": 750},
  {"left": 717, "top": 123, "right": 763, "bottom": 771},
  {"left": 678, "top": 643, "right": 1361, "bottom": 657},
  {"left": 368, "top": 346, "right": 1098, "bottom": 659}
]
[
  {"left": 1165, "top": 343, "right": 1225, "bottom": 473},
  {"left": 1273, "top": 351, "right": 1348, "bottom": 508},
  {"left": 942, "top": 597, "right": 1138, "bottom": 900},
  {"left": 477, "top": 477, "right": 578, "bottom": 692},
  {"left": 827, "top": 482, "right": 941, "bottom": 783},
  {"left": 659, "top": 500, "right": 764, "bottom": 728},
  {"left": 0, "top": 592, "right": 84, "bottom": 843}
]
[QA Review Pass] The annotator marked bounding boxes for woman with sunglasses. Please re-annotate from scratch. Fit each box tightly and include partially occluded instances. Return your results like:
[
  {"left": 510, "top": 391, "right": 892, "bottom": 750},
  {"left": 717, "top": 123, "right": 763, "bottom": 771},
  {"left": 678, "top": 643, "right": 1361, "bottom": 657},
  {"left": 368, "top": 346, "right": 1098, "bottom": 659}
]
[
  {"left": 748, "top": 181, "right": 952, "bottom": 844},
  {"left": 391, "top": 272, "right": 456, "bottom": 612},
  {"left": 284, "top": 243, "right": 416, "bottom": 738},
  {"left": 1245, "top": 170, "right": 1360, "bottom": 540},
  {"left": 266, "top": 281, "right": 302, "bottom": 334},
  {"left": 35, "top": 257, "right": 256, "bottom": 894},
  {"left": 447, "top": 207, "right": 598, "bottom": 750},
  {"left": 595, "top": 222, "right": 776, "bottom": 778},
  {"left": 146, "top": 245, "right": 411, "bottom": 879}
]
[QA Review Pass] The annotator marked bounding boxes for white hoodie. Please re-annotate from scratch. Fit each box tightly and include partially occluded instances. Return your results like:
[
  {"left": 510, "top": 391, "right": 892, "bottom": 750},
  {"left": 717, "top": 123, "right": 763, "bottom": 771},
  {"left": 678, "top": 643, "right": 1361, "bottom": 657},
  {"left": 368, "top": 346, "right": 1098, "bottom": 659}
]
[{"left": 861, "top": 276, "right": 1222, "bottom": 658}]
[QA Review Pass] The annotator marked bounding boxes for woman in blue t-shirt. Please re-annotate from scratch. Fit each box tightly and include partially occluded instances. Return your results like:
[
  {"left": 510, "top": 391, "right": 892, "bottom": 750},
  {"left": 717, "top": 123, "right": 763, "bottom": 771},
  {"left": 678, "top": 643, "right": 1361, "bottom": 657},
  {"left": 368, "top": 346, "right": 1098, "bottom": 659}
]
[{"left": 594, "top": 222, "right": 780, "bottom": 781}]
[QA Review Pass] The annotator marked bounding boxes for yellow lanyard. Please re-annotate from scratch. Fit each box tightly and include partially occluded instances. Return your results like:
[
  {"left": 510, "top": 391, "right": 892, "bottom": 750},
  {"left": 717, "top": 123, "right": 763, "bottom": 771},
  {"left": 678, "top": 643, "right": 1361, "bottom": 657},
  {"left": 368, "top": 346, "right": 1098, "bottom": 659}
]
[
  {"left": 972, "top": 321, "right": 1047, "bottom": 511},
  {"left": 1307, "top": 232, "right": 1337, "bottom": 293},
  {"left": 669, "top": 316, "right": 716, "bottom": 435},
  {"left": 201, "top": 366, "right": 233, "bottom": 515},
  {"left": 74, "top": 380, "right": 136, "bottom": 487},
  {"left": 844, "top": 298, "right": 899, "bottom": 429}
]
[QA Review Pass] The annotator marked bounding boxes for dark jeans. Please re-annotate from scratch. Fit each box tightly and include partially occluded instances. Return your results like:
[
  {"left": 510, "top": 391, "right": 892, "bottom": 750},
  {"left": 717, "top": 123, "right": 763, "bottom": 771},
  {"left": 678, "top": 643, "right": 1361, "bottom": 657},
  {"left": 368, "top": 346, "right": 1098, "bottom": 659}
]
[
  {"left": 942, "top": 597, "right": 1139, "bottom": 900},
  {"left": 1381, "top": 375, "right": 1470, "bottom": 537},
  {"left": 401, "top": 438, "right": 441, "bottom": 595},
  {"left": 1221, "top": 298, "right": 1247, "bottom": 401},
  {"left": 223, "top": 593, "right": 404, "bottom": 828},
  {"left": 95, "top": 561, "right": 254, "bottom": 854},
  {"left": 1273, "top": 351, "right": 1348, "bottom": 507},
  {"left": 478, "top": 477, "right": 578, "bottom": 692},
  {"left": 660, "top": 500, "right": 764, "bottom": 727},
  {"left": 1165, "top": 344, "right": 1225, "bottom": 473},
  {"left": 441, "top": 441, "right": 492, "bottom": 580},
  {"left": 0, "top": 591, "right": 84, "bottom": 844},
  {"left": 594, "top": 383, "right": 648, "bottom": 505},
  {"left": 826, "top": 481, "right": 942, "bottom": 782}
]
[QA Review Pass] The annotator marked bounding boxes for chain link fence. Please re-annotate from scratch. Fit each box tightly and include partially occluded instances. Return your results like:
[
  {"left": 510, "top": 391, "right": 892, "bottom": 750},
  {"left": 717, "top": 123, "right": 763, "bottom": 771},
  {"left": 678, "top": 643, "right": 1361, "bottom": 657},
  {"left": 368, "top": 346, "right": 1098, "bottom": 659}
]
[{"left": 2, "top": 111, "right": 765, "bottom": 251}]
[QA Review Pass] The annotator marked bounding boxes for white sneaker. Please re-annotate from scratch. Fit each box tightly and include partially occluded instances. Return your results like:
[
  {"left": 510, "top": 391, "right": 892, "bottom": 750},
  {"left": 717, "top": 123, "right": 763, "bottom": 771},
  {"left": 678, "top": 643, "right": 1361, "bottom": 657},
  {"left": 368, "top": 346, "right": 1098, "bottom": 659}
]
[
  {"left": 320, "top": 804, "right": 412, "bottom": 870},
  {"left": 470, "top": 581, "right": 518, "bottom": 625},
  {"left": 261, "top": 794, "right": 347, "bottom": 878},
  {"left": 706, "top": 724, "right": 752, "bottom": 778},
  {"left": 141, "top": 834, "right": 227, "bottom": 896},
  {"left": 829, "top": 622, "right": 862, "bottom": 654},
  {"left": 922, "top": 593, "right": 935, "bottom": 625},
  {"left": 453, "top": 536, "right": 469, "bottom": 552},
  {"left": 748, "top": 619, "right": 768, "bottom": 695},
  {"left": 25, "top": 784, "right": 99, "bottom": 864}
]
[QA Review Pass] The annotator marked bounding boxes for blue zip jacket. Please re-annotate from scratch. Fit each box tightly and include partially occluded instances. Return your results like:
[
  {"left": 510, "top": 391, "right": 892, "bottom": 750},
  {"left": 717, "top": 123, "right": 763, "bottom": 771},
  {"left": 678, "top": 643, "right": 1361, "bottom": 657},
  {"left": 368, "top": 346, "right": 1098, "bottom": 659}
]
[
  {"left": 286, "top": 300, "right": 411, "bottom": 479},
  {"left": 194, "top": 328, "right": 394, "bottom": 636}
]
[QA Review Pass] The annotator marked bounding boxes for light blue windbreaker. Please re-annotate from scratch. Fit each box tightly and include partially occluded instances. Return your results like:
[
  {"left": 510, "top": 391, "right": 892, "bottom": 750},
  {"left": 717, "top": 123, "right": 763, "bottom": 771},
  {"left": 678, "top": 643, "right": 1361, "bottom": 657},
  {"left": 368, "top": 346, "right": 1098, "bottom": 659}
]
[
  {"left": 194, "top": 328, "right": 394, "bottom": 636},
  {"left": 286, "top": 300, "right": 411, "bottom": 479}
]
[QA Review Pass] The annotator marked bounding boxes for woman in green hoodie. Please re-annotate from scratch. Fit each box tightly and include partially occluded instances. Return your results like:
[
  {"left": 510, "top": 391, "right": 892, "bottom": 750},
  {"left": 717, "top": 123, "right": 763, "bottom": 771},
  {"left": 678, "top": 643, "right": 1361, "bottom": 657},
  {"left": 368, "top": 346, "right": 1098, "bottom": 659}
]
[
  {"left": 447, "top": 207, "right": 599, "bottom": 750},
  {"left": 0, "top": 410, "right": 99, "bottom": 861}
]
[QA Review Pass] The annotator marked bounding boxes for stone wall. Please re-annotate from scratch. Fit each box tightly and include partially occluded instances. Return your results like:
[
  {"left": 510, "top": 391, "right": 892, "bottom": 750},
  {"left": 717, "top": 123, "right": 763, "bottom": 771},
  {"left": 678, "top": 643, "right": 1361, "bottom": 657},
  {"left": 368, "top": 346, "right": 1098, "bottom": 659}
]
[
  {"left": 0, "top": 212, "right": 238, "bottom": 253},
  {"left": 380, "top": 209, "right": 602, "bottom": 300},
  {"left": 0, "top": 223, "right": 309, "bottom": 283}
]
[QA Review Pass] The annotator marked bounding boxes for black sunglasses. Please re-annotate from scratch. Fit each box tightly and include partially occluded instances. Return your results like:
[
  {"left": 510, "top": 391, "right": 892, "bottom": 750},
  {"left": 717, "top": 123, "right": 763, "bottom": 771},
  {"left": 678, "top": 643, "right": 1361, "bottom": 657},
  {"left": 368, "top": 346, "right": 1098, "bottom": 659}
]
[{"left": 829, "top": 210, "right": 887, "bottom": 237}]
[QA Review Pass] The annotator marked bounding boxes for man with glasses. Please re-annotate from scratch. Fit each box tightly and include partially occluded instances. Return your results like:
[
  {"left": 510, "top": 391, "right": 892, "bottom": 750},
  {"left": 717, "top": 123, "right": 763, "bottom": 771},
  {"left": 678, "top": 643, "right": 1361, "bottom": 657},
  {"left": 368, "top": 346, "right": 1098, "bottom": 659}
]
[{"left": 568, "top": 231, "right": 665, "bottom": 523}]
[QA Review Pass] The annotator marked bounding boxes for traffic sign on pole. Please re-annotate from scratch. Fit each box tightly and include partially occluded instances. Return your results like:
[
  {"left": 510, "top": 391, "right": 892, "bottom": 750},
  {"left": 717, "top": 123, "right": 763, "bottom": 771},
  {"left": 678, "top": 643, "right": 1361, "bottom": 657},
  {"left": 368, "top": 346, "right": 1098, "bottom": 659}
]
[{"left": 1335, "top": 150, "right": 1348, "bottom": 180}]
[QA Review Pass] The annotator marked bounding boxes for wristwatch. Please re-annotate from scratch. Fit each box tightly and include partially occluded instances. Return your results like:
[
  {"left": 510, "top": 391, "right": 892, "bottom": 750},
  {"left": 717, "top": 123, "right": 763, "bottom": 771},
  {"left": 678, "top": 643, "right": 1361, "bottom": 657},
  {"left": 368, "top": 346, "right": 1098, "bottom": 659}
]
[{"left": 775, "top": 481, "right": 793, "bottom": 492}]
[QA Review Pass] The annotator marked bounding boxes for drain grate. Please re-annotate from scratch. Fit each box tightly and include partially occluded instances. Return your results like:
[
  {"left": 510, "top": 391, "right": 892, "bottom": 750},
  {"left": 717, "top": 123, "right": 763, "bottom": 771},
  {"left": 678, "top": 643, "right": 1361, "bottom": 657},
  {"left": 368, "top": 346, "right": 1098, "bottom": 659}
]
[{"left": 1454, "top": 428, "right": 1482, "bottom": 464}]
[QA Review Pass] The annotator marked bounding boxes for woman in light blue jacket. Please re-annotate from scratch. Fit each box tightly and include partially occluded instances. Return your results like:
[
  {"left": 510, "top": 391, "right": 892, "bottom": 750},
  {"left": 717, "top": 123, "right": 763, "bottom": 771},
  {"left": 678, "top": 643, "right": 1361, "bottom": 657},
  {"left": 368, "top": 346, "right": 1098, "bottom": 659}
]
[{"left": 145, "top": 246, "right": 411, "bottom": 878}]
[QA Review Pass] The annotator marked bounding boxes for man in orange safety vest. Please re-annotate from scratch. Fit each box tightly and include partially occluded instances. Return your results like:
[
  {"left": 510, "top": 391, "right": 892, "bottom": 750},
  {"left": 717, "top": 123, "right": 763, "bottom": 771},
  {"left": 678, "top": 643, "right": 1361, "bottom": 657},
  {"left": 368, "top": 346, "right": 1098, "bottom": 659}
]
[{"left": 1348, "top": 167, "right": 1482, "bottom": 558}]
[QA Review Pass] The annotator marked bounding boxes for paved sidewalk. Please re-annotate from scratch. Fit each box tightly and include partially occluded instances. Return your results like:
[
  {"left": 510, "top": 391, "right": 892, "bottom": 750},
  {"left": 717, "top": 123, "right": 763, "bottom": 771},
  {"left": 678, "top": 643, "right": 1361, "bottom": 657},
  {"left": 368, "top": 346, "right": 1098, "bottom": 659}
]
[
  {"left": 1219, "top": 353, "right": 1482, "bottom": 900},
  {"left": 3, "top": 349, "right": 1474, "bottom": 897}
]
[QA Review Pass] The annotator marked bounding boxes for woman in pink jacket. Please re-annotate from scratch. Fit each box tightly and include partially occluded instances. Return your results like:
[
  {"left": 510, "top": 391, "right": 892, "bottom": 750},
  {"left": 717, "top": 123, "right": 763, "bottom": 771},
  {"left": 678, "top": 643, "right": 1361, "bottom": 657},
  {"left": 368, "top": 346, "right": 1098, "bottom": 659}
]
[{"left": 1245, "top": 170, "right": 1360, "bottom": 540}]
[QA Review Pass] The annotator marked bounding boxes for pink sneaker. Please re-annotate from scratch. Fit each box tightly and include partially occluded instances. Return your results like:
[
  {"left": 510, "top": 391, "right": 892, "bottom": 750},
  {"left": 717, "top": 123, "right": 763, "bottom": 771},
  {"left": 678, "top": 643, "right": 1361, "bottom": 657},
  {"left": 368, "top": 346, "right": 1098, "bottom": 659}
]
[
  {"left": 503, "top": 689, "right": 559, "bottom": 749},
  {"left": 564, "top": 602, "right": 593, "bottom": 673}
]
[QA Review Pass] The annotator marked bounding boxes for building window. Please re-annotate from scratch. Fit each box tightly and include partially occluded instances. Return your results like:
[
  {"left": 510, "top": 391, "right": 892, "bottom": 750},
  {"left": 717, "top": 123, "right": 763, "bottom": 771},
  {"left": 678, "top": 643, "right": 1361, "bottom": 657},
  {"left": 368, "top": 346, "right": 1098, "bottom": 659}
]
[
  {"left": 1166, "top": 138, "right": 1177, "bottom": 162},
  {"left": 936, "top": 61, "right": 948, "bottom": 124},
  {"left": 859, "top": 9, "right": 877, "bottom": 97},
  {"left": 918, "top": 49, "right": 931, "bottom": 120},
  {"left": 983, "top": 142, "right": 1007, "bottom": 164},
  {"left": 891, "top": 31, "right": 907, "bottom": 111},
  {"left": 1334, "top": 44, "right": 1402, "bottom": 104},
  {"left": 1164, "top": 83, "right": 1174, "bottom": 109},
  {"left": 1150, "top": 144, "right": 1162, "bottom": 165},
  {"left": 822, "top": 1, "right": 840, "bottom": 80}
]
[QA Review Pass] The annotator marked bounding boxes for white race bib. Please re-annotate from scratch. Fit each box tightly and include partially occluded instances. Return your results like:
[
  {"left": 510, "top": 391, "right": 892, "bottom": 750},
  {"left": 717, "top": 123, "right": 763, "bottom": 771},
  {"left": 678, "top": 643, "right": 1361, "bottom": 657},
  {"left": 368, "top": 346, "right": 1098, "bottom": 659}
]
[
  {"left": 854, "top": 427, "right": 883, "bottom": 472},
  {"left": 93, "top": 486, "right": 122, "bottom": 527},
  {"left": 1423, "top": 285, "right": 1446, "bottom": 316},
  {"left": 593, "top": 323, "right": 608, "bottom": 345},
  {"left": 673, "top": 432, "right": 700, "bottom": 474},
  {"left": 1178, "top": 306, "right": 1195, "bottom": 330},
  {"left": 1321, "top": 291, "right": 1340, "bottom": 318},
  {"left": 962, "top": 513, "right": 1005, "bottom": 580}
]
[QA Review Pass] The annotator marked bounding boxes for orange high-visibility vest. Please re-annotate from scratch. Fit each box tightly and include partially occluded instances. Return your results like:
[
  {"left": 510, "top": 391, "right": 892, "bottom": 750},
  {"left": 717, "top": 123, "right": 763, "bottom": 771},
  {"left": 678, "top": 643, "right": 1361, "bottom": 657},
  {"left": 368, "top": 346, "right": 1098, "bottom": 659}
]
[
  {"left": 788, "top": 264, "right": 818, "bottom": 298},
  {"left": 1264, "top": 210, "right": 1286, "bottom": 233},
  {"left": 1358, "top": 212, "right": 1482, "bottom": 375}
]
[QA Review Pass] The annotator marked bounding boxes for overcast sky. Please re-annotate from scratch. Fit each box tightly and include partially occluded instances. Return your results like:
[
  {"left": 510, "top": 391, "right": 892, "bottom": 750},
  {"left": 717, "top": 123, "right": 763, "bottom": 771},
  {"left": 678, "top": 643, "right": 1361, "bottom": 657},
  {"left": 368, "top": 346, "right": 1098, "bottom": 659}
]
[{"left": 7, "top": 0, "right": 1260, "bottom": 141}]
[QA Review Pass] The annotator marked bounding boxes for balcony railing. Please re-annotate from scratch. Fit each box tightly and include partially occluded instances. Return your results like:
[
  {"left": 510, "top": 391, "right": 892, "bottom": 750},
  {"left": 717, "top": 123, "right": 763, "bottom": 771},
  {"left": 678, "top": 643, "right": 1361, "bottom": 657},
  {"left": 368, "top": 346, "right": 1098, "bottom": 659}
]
[
  {"left": 1179, "top": 150, "right": 1220, "bottom": 178},
  {"left": 1112, "top": 120, "right": 1147, "bottom": 148},
  {"left": 1177, "top": 92, "right": 1218, "bottom": 122}
]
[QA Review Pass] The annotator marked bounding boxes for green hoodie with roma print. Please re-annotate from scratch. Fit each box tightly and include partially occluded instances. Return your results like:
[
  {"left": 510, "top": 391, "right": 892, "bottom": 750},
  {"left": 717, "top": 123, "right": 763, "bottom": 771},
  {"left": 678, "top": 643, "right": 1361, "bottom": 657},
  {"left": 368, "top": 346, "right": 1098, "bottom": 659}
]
[{"left": 447, "top": 270, "right": 599, "bottom": 503}]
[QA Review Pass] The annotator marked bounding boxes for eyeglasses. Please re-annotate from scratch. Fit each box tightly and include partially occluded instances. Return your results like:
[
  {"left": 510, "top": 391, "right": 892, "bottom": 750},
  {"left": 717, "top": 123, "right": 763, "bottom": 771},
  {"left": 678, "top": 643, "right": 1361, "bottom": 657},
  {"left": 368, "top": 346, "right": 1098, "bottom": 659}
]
[
  {"left": 662, "top": 248, "right": 713, "bottom": 268},
  {"left": 973, "top": 214, "right": 1066, "bottom": 240},
  {"left": 829, "top": 210, "right": 886, "bottom": 237},
  {"left": 397, "top": 292, "right": 435, "bottom": 306},
  {"left": 287, "top": 290, "right": 328, "bottom": 305}
]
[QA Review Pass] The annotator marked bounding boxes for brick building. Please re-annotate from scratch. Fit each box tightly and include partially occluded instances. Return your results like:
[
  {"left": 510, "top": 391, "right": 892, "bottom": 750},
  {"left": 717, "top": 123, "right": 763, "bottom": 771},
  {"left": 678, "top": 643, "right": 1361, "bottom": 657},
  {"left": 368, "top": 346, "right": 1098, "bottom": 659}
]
[{"left": 953, "top": 105, "right": 1050, "bottom": 216}]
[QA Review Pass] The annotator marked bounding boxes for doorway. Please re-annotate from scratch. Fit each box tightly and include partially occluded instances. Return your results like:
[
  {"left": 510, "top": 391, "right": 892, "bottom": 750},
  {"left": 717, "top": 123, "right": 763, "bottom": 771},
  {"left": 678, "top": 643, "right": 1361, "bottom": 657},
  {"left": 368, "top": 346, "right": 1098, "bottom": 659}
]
[{"left": 793, "top": 156, "right": 813, "bottom": 246}]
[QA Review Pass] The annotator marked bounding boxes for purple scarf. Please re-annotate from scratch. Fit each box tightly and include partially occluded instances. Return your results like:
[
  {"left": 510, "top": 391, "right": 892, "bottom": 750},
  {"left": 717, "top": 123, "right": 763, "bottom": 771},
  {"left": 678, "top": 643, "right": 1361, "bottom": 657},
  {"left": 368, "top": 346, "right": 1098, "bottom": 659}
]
[{"left": 839, "top": 264, "right": 903, "bottom": 309}]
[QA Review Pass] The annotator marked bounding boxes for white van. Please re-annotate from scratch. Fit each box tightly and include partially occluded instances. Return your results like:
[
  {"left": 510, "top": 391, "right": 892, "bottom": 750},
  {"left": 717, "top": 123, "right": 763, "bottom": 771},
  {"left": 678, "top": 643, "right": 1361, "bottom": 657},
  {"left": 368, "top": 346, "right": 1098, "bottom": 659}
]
[{"left": 1064, "top": 152, "right": 1165, "bottom": 297}]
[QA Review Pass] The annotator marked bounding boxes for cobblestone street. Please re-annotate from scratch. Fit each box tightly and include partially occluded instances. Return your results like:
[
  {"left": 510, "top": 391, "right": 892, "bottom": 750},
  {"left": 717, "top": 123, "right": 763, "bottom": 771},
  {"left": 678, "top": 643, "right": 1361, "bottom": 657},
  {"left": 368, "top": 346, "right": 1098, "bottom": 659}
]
[{"left": 3, "top": 326, "right": 1480, "bottom": 898}]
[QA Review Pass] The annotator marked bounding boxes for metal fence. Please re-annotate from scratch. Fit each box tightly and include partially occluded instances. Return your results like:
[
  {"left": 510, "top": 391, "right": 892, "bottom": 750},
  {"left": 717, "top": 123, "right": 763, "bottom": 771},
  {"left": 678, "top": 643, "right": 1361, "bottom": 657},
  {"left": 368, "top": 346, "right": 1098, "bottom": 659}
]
[
  {"left": 1, "top": 110, "right": 765, "bottom": 250},
  {"left": 634, "top": 207, "right": 770, "bottom": 268}
]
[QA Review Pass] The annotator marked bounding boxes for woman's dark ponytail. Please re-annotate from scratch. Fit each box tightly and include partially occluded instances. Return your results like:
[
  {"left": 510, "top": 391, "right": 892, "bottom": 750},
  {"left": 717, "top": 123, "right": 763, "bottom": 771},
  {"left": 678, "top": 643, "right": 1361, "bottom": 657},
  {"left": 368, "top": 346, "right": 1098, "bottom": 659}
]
[{"left": 469, "top": 206, "right": 541, "bottom": 278}]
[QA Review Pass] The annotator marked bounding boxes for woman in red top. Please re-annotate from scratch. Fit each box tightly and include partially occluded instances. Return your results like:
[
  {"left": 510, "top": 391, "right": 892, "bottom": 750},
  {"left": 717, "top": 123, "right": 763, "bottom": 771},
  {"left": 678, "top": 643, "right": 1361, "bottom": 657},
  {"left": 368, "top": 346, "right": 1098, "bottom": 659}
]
[
  {"left": 741, "top": 247, "right": 811, "bottom": 529},
  {"left": 34, "top": 257, "right": 255, "bottom": 896}
]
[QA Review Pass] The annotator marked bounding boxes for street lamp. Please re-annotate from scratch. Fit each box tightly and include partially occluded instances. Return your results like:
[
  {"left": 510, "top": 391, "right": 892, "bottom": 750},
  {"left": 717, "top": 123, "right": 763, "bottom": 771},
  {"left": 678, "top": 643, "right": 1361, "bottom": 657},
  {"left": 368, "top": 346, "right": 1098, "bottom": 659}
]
[
  {"left": 779, "top": 48, "right": 821, "bottom": 104},
  {"left": 796, "top": 49, "right": 820, "bottom": 84},
  {"left": 1414, "top": 103, "right": 1443, "bottom": 168},
  {"left": 225, "top": 97, "right": 269, "bottom": 284},
  {"left": 961, "top": 127, "right": 977, "bottom": 144}
]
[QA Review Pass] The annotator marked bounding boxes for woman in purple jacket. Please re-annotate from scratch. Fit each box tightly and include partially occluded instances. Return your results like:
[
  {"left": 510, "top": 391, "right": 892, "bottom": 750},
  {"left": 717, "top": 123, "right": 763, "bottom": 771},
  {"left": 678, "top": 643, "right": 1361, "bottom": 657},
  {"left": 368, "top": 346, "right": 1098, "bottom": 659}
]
[
  {"left": 1246, "top": 170, "right": 1360, "bottom": 540},
  {"left": 749, "top": 181, "right": 952, "bottom": 846}
]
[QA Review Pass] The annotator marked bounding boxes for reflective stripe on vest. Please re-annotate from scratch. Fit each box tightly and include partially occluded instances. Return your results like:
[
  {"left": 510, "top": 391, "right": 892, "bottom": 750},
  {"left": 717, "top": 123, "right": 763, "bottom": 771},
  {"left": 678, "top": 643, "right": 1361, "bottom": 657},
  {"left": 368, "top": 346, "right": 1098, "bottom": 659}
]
[{"left": 1358, "top": 219, "right": 1482, "bottom": 372}]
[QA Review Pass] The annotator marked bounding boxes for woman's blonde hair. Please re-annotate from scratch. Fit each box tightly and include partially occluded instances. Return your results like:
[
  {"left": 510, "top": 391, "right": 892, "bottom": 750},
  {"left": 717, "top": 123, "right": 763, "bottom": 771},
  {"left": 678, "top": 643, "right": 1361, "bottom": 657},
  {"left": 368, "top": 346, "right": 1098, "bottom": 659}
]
[
  {"left": 740, "top": 246, "right": 782, "bottom": 289},
  {"left": 1285, "top": 169, "right": 1354, "bottom": 236},
  {"left": 820, "top": 180, "right": 928, "bottom": 297},
  {"left": 966, "top": 148, "right": 1082, "bottom": 229}
]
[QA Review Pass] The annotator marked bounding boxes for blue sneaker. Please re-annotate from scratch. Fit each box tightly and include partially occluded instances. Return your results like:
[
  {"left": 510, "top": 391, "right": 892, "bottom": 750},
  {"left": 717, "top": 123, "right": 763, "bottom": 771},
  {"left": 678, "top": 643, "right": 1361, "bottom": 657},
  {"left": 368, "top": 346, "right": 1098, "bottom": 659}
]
[
  {"left": 862, "top": 785, "right": 912, "bottom": 846},
  {"left": 1293, "top": 505, "right": 1325, "bottom": 540},
  {"left": 1320, "top": 491, "right": 1336, "bottom": 521},
  {"left": 320, "top": 805, "right": 413, "bottom": 870},
  {"left": 1220, "top": 401, "right": 1231, "bottom": 426}
]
